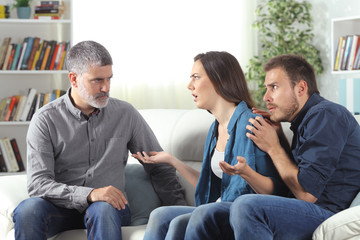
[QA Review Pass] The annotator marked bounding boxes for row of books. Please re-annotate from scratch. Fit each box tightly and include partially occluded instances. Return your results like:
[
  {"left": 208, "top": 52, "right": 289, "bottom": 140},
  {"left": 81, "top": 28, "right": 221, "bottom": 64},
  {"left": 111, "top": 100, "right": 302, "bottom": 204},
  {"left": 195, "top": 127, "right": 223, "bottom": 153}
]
[
  {"left": 0, "top": 88, "right": 66, "bottom": 122},
  {"left": 0, "top": 37, "right": 70, "bottom": 71},
  {"left": 334, "top": 35, "right": 360, "bottom": 71},
  {"left": 0, "top": 137, "right": 24, "bottom": 172},
  {"left": 34, "top": 1, "right": 65, "bottom": 20},
  {"left": 0, "top": 5, "right": 10, "bottom": 19}
]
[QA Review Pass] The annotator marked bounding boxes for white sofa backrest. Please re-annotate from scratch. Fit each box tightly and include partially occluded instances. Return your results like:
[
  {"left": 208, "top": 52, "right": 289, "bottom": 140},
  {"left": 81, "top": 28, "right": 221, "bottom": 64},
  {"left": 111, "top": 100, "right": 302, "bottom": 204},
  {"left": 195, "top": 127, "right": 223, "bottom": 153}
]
[{"left": 138, "top": 109, "right": 215, "bottom": 163}]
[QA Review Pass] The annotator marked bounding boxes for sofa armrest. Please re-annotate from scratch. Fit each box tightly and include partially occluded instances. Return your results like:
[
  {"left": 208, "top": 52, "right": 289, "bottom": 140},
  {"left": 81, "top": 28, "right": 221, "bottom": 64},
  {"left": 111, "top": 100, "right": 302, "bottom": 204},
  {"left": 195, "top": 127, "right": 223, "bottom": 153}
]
[
  {"left": 0, "top": 174, "right": 28, "bottom": 239},
  {"left": 312, "top": 205, "right": 360, "bottom": 240}
]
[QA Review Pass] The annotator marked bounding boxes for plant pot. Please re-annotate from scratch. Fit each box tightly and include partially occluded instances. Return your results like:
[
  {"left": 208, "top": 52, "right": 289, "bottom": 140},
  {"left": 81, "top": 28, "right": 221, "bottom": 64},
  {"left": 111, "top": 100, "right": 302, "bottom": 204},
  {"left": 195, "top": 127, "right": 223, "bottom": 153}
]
[{"left": 17, "top": 6, "right": 31, "bottom": 19}]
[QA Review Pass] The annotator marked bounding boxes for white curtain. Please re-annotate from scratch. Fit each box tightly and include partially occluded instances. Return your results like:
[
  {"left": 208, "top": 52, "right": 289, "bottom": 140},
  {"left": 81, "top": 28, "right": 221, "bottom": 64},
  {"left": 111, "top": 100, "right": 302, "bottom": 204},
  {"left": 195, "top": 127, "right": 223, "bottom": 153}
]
[{"left": 72, "top": 0, "right": 256, "bottom": 109}]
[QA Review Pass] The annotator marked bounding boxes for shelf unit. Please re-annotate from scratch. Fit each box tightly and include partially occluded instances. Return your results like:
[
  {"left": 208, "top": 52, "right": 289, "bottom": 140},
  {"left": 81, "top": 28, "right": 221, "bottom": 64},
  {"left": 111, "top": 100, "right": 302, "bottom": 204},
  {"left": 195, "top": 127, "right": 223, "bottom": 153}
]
[
  {"left": 331, "top": 16, "right": 360, "bottom": 74},
  {"left": 0, "top": 0, "right": 72, "bottom": 175},
  {"left": 331, "top": 16, "right": 360, "bottom": 116}
]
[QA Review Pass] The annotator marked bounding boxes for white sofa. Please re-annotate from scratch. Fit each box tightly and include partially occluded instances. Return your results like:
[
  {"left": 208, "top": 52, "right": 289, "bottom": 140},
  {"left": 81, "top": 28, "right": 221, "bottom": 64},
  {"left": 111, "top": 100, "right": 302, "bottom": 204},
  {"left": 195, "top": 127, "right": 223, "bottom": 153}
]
[
  {"left": 0, "top": 109, "right": 359, "bottom": 240},
  {"left": 0, "top": 109, "right": 214, "bottom": 240}
]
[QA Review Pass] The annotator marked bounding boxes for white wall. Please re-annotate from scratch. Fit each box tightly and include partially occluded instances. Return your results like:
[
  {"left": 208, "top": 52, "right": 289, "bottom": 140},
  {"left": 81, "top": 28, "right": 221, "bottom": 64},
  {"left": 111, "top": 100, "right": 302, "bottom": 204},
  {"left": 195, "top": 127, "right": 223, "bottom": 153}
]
[
  {"left": 73, "top": 0, "right": 360, "bottom": 108},
  {"left": 72, "top": 0, "right": 256, "bottom": 109},
  {"left": 310, "top": 0, "right": 360, "bottom": 102}
]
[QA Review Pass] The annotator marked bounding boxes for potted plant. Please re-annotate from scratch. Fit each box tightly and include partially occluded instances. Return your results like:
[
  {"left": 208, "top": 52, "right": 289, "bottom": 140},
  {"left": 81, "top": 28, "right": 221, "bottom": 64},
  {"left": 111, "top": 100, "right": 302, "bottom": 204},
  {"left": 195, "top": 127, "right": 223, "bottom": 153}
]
[
  {"left": 13, "top": 0, "right": 32, "bottom": 19},
  {"left": 246, "top": 0, "right": 324, "bottom": 108}
]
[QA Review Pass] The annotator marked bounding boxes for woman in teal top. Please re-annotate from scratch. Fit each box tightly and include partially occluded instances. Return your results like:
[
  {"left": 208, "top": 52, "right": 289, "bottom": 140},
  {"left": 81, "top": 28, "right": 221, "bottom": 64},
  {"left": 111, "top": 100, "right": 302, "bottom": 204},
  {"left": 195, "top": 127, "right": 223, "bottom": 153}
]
[{"left": 133, "top": 51, "right": 287, "bottom": 240}]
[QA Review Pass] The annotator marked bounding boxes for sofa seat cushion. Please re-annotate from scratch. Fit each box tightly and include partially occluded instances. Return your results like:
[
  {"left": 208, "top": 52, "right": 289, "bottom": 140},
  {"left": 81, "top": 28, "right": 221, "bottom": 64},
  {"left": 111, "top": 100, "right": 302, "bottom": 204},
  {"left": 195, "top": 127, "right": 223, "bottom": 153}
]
[{"left": 125, "top": 163, "right": 161, "bottom": 225}]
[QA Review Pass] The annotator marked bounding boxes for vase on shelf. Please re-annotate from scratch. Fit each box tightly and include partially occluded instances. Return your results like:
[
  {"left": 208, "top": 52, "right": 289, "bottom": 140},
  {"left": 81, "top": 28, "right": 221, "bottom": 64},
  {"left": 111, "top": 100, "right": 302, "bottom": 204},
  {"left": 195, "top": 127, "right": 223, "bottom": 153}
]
[{"left": 16, "top": 7, "right": 31, "bottom": 19}]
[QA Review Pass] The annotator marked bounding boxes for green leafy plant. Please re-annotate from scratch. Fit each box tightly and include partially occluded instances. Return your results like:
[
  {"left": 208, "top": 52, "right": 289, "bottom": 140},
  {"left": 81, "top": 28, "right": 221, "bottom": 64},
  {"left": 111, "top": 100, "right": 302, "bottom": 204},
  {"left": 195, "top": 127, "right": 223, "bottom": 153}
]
[
  {"left": 246, "top": 0, "right": 323, "bottom": 108},
  {"left": 12, "top": 0, "right": 31, "bottom": 8}
]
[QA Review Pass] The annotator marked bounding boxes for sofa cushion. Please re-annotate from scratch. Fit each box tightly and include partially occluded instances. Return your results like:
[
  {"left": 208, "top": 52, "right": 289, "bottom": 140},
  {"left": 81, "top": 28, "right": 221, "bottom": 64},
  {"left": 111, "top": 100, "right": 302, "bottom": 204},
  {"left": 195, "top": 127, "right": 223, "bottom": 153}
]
[
  {"left": 312, "top": 205, "right": 360, "bottom": 240},
  {"left": 313, "top": 193, "right": 360, "bottom": 240},
  {"left": 350, "top": 192, "right": 360, "bottom": 208},
  {"left": 139, "top": 109, "right": 214, "bottom": 162},
  {"left": 125, "top": 164, "right": 161, "bottom": 226},
  {"left": 0, "top": 174, "right": 28, "bottom": 240},
  {"left": 170, "top": 109, "right": 214, "bottom": 162}
]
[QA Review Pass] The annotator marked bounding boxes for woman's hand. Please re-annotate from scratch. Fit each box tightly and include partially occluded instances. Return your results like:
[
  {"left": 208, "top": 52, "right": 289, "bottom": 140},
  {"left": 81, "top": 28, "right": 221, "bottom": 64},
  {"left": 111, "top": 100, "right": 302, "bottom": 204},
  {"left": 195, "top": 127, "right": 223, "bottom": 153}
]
[
  {"left": 219, "top": 156, "right": 249, "bottom": 176},
  {"left": 132, "top": 151, "right": 174, "bottom": 165}
]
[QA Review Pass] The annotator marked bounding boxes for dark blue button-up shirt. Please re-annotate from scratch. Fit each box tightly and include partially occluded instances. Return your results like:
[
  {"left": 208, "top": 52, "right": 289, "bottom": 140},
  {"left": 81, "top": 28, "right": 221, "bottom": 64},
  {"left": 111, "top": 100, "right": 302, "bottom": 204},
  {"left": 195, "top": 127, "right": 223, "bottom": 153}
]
[{"left": 290, "top": 94, "right": 360, "bottom": 213}]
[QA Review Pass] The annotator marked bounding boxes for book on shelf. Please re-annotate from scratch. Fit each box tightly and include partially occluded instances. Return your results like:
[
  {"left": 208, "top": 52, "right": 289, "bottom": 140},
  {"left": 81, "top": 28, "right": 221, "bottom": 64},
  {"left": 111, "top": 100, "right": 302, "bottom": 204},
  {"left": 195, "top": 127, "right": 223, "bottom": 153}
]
[
  {"left": 337, "top": 37, "right": 346, "bottom": 71},
  {"left": 347, "top": 35, "right": 359, "bottom": 70},
  {"left": 354, "top": 44, "right": 360, "bottom": 70},
  {"left": 0, "top": 138, "right": 19, "bottom": 172},
  {"left": 45, "top": 40, "right": 57, "bottom": 70},
  {"left": 341, "top": 35, "right": 353, "bottom": 70},
  {"left": 0, "top": 98, "right": 7, "bottom": 120},
  {"left": 0, "top": 88, "right": 66, "bottom": 122},
  {"left": 20, "top": 37, "right": 34, "bottom": 70},
  {"left": 34, "top": 0, "right": 64, "bottom": 19},
  {"left": 26, "top": 93, "right": 38, "bottom": 121},
  {"left": 0, "top": 37, "right": 70, "bottom": 71},
  {"left": 36, "top": 1, "right": 62, "bottom": 5},
  {"left": 49, "top": 43, "right": 60, "bottom": 70},
  {"left": 31, "top": 40, "right": 43, "bottom": 70},
  {"left": 0, "top": 96, "right": 20, "bottom": 122},
  {"left": 6, "top": 44, "right": 16, "bottom": 70},
  {"left": 11, "top": 44, "right": 23, "bottom": 70},
  {"left": 2, "top": 43, "right": 13, "bottom": 70},
  {"left": 17, "top": 38, "right": 28, "bottom": 71},
  {"left": 0, "top": 5, "right": 10, "bottom": 19},
  {"left": 8, "top": 95, "right": 21, "bottom": 121},
  {"left": 40, "top": 42, "right": 52, "bottom": 70},
  {"left": 335, "top": 34, "right": 360, "bottom": 71},
  {"left": 58, "top": 41, "right": 70, "bottom": 70},
  {"left": 19, "top": 88, "right": 37, "bottom": 121},
  {"left": 34, "top": 15, "right": 60, "bottom": 20},
  {"left": 27, "top": 37, "right": 41, "bottom": 70},
  {"left": 35, "top": 8, "right": 60, "bottom": 14},
  {"left": 14, "top": 95, "right": 27, "bottom": 122},
  {"left": 53, "top": 42, "right": 64, "bottom": 69},
  {"left": 35, "top": 40, "right": 48, "bottom": 70},
  {"left": 10, "top": 138, "right": 25, "bottom": 171},
  {"left": 0, "top": 37, "right": 11, "bottom": 69},
  {"left": 0, "top": 97, "right": 10, "bottom": 121},
  {"left": 35, "top": 92, "right": 44, "bottom": 111},
  {"left": 4, "top": 96, "right": 18, "bottom": 121},
  {"left": 0, "top": 144, "right": 8, "bottom": 172},
  {"left": 0, "top": 138, "right": 25, "bottom": 172}
]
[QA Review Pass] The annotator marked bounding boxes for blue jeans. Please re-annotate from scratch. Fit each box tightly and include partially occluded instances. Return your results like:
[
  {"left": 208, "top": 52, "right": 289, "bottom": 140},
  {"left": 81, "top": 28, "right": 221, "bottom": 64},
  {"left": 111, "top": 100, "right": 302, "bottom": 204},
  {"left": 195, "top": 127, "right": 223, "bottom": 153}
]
[
  {"left": 143, "top": 206, "right": 195, "bottom": 240},
  {"left": 185, "top": 202, "right": 234, "bottom": 240},
  {"left": 13, "top": 197, "right": 131, "bottom": 240},
  {"left": 185, "top": 194, "right": 335, "bottom": 240}
]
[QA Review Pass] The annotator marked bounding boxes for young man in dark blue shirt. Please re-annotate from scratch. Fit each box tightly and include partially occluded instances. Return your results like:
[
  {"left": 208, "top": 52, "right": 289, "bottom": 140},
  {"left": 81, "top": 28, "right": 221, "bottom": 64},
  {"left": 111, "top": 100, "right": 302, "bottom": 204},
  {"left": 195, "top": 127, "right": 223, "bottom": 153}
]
[{"left": 184, "top": 54, "right": 360, "bottom": 240}]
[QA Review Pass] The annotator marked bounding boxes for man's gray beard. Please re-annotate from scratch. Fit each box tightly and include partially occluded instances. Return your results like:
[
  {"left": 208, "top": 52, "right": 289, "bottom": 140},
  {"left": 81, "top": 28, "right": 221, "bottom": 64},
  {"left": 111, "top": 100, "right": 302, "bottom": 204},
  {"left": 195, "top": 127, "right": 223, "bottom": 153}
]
[{"left": 78, "top": 80, "right": 109, "bottom": 108}]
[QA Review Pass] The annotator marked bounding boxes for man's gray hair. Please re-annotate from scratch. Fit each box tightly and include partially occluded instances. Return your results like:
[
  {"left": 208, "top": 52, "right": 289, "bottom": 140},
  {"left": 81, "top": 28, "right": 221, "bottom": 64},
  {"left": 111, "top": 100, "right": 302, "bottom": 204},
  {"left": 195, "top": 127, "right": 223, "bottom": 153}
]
[{"left": 66, "top": 40, "right": 113, "bottom": 76}]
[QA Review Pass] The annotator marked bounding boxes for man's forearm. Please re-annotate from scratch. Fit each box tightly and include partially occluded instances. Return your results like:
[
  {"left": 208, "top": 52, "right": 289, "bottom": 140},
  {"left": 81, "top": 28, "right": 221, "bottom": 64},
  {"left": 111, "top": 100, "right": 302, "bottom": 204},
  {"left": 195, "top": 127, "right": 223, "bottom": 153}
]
[
  {"left": 28, "top": 176, "right": 93, "bottom": 212},
  {"left": 268, "top": 146, "right": 317, "bottom": 203},
  {"left": 145, "top": 163, "right": 187, "bottom": 206}
]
